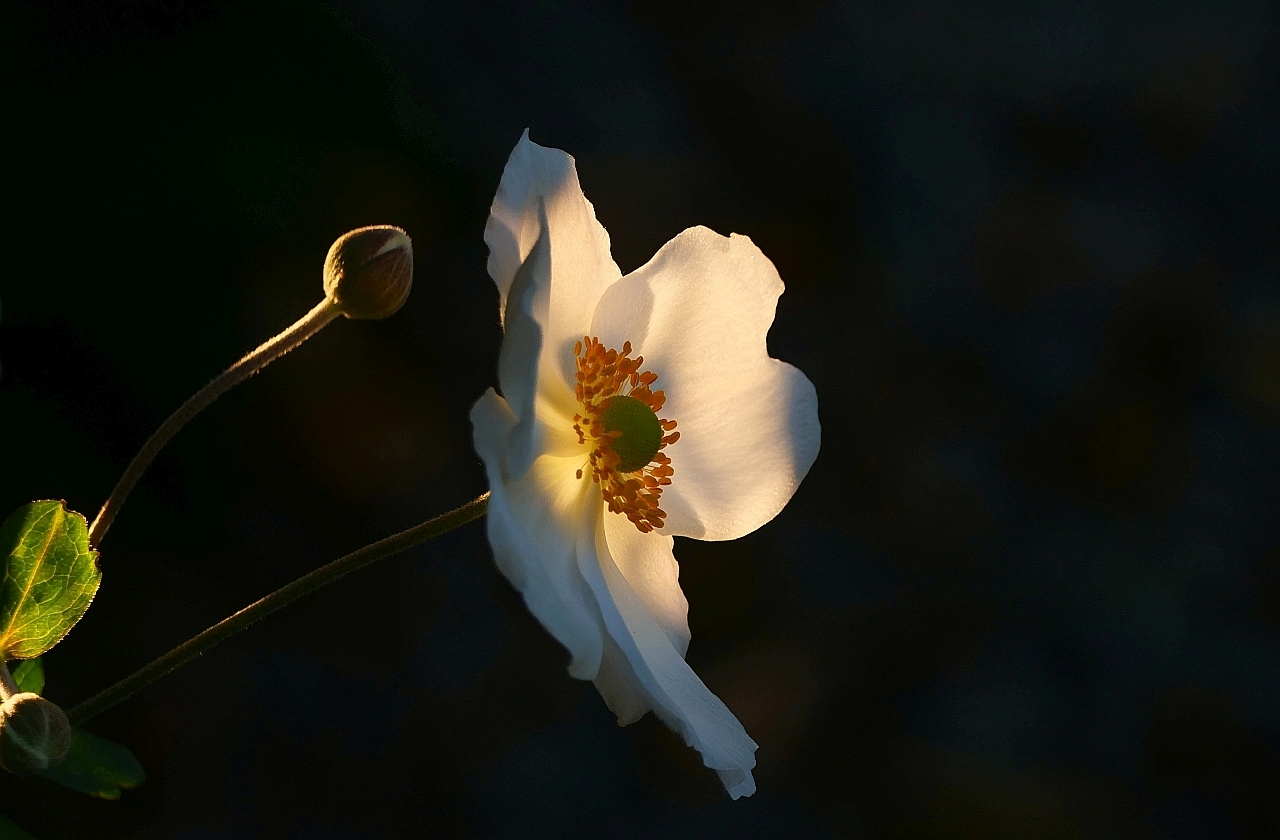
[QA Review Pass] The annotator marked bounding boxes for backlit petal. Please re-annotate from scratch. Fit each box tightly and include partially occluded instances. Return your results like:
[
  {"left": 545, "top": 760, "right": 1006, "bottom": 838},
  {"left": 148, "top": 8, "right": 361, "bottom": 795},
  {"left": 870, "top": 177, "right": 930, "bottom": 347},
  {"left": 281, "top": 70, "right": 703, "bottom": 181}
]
[
  {"left": 471, "top": 389, "right": 603, "bottom": 680},
  {"left": 593, "top": 635, "right": 650, "bottom": 726},
  {"left": 602, "top": 508, "right": 689, "bottom": 657},
  {"left": 485, "top": 131, "right": 622, "bottom": 450},
  {"left": 591, "top": 514, "right": 692, "bottom": 727},
  {"left": 590, "top": 226, "right": 820, "bottom": 540},
  {"left": 580, "top": 520, "right": 758, "bottom": 798},
  {"left": 497, "top": 223, "right": 586, "bottom": 477}
]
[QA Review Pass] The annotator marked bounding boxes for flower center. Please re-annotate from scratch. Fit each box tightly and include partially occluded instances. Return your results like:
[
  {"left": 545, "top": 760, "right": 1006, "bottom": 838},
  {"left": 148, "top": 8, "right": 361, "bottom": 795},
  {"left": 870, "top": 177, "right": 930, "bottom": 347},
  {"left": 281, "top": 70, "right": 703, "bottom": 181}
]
[
  {"left": 572, "top": 337, "right": 679, "bottom": 533},
  {"left": 599, "top": 395, "right": 664, "bottom": 473}
]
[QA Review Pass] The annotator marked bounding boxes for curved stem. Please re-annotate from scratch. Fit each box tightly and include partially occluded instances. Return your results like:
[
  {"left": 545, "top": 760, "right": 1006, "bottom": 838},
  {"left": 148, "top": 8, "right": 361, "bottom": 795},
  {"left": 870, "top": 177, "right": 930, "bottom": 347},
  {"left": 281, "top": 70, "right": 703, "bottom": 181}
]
[
  {"left": 68, "top": 493, "right": 489, "bottom": 726},
  {"left": 89, "top": 298, "right": 342, "bottom": 547}
]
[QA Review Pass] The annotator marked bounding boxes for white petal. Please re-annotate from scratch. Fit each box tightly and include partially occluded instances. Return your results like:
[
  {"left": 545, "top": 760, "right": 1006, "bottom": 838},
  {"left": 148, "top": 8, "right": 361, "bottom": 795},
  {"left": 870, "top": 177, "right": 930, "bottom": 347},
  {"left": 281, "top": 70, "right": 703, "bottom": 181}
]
[
  {"left": 593, "top": 635, "right": 650, "bottom": 726},
  {"left": 486, "top": 132, "right": 622, "bottom": 473},
  {"left": 580, "top": 519, "right": 758, "bottom": 799},
  {"left": 591, "top": 512, "right": 691, "bottom": 726},
  {"left": 602, "top": 509, "right": 690, "bottom": 657},
  {"left": 471, "top": 389, "right": 603, "bottom": 680},
  {"left": 496, "top": 224, "right": 585, "bottom": 478},
  {"left": 590, "top": 226, "right": 820, "bottom": 540}
]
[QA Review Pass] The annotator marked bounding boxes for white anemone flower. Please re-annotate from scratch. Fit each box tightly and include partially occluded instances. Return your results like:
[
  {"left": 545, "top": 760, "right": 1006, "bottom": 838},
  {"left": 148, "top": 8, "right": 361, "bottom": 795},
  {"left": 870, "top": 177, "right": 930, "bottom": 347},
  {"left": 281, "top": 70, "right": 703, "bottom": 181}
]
[{"left": 471, "top": 132, "right": 820, "bottom": 798}]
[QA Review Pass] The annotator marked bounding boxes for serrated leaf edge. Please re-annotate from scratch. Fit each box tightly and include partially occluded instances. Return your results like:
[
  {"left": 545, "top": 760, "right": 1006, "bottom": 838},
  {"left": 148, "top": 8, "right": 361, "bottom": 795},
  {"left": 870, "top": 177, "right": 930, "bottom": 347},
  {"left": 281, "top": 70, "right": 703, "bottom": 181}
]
[{"left": 0, "top": 500, "right": 102, "bottom": 660}]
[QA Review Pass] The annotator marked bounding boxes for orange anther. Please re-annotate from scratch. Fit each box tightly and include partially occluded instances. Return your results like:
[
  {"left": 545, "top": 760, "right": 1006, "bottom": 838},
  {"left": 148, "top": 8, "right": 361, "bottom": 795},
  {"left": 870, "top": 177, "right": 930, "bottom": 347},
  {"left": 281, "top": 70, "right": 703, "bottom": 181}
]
[{"left": 572, "top": 335, "right": 679, "bottom": 533}]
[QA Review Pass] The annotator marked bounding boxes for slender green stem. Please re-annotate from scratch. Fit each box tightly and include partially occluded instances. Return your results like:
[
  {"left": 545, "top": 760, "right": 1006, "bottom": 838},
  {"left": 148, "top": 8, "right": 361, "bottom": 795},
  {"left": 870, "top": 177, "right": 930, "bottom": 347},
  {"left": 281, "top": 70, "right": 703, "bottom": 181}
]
[
  {"left": 68, "top": 493, "right": 489, "bottom": 726},
  {"left": 89, "top": 298, "right": 342, "bottom": 547},
  {"left": 0, "top": 662, "right": 18, "bottom": 701}
]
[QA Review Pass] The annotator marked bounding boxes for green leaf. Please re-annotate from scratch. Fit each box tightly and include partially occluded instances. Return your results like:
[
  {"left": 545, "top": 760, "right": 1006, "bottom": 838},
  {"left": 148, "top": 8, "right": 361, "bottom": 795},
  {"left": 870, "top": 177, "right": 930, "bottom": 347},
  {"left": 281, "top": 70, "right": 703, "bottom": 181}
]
[
  {"left": 10, "top": 659, "right": 43, "bottom": 695},
  {"left": 39, "top": 729, "right": 145, "bottom": 800},
  {"left": 0, "top": 813, "right": 40, "bottom": 840},
  {"left": 0, "top": 502, "right": 101, "bottom": 660}
]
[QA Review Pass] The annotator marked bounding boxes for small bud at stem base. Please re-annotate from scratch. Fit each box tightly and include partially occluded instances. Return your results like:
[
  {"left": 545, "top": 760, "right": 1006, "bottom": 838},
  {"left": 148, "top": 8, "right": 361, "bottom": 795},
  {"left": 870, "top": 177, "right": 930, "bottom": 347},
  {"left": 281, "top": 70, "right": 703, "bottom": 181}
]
[{"left": 0, "top": 693, "right": 72, "bottom": 775}]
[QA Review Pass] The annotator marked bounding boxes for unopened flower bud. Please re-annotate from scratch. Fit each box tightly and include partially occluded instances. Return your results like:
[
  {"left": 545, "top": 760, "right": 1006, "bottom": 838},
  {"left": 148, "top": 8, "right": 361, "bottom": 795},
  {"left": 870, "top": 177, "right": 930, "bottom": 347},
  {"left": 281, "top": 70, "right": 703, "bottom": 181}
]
[
  {"left": 0, "top": 693, "right": 72, "bottom": 775},
  {"left": 323, "top": 225, "right": 414, "bottom": 320}
]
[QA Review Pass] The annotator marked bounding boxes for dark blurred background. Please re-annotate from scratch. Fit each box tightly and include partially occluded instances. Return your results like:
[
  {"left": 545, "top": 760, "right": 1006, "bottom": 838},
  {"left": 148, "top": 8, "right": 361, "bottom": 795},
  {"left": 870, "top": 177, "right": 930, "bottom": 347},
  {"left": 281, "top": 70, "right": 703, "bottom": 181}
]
[{"left": 2, "top": 1, "right": 1278, "bottom": 837}]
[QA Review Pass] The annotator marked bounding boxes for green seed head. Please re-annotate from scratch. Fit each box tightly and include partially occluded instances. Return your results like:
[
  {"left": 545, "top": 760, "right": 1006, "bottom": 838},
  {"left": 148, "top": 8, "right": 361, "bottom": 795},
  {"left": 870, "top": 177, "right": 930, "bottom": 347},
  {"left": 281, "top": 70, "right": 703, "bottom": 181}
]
[{"left": 599, "top": 395, "right": 663, "bottom": 473}]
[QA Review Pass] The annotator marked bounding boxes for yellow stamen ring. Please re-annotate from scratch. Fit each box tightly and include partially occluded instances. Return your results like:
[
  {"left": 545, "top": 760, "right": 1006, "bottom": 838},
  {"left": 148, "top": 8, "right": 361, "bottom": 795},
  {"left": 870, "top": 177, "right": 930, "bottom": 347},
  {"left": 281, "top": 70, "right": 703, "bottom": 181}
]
[{"left": 572, "top": 337, "right": 679, "bottom": 534}]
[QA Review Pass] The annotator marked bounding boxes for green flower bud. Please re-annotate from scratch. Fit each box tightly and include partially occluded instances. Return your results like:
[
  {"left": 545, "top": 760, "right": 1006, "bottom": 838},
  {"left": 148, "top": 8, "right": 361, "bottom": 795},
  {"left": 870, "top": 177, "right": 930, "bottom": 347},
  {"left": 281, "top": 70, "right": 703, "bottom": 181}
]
[
  {"left": 0, "top": 693, "right": 72, "bottom": 775},
  {"left": 323, "top": 225, "right": 414, "bottom": 320}
]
